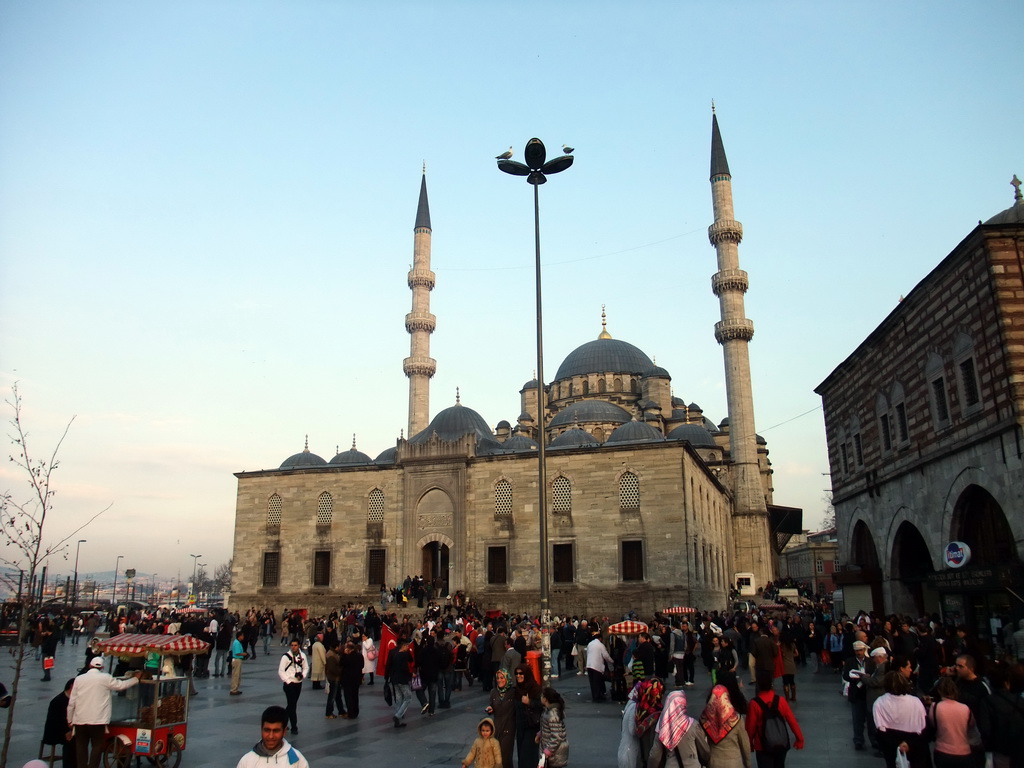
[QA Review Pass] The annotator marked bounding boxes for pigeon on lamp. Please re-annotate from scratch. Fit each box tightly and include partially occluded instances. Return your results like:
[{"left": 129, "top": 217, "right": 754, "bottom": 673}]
[
  {"left": 562, "top": 144, "right": 574, "bottom": 155},
  {"left": 495, "top": 147, "right": 513, "bottom": 160}
]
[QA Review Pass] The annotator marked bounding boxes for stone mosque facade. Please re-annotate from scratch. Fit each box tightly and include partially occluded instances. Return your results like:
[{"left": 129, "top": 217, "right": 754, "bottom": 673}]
[{"left": 230, "top": 114, "right": 801, "bottom": 616}]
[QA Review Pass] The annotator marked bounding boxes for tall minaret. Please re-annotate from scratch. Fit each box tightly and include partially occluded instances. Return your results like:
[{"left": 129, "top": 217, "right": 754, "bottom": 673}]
[
  {"left": 708, "top": 108, "right": 774, "bottom": 588},
  {"left": 403, "top": 168, "right": 436, "bottom": 436}
]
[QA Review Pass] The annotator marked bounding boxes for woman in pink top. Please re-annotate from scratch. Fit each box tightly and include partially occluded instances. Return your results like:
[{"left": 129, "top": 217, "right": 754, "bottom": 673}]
[{"left": 928, "top": 677, "right": 978, "bottom": 768}]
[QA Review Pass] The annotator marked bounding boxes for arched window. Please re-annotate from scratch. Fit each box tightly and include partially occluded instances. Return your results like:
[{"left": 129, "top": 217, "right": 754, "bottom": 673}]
[
  {"left": 598, "top": 379, "right": 607, "bottom": 394},
  {"left": 630, "top": 378, "right": 638, "bottom": 393},
  {"left": 593, "top": 427, "right": 605, "bottom": 442},
  {"left": 317, "top": 492, "right": 333, "bottom": 526},
  {"left": 267, "top": 494, "right": 282, "bottom": 527},
  {"left": 619, "top": 472, "right": 640, "bottom": 511},
  {"left": 495, "top": 480, "right": 512, "bottom": 516},
  {"left": 582, "top": 379, "right": 590, "bottom": 395},
  {"left": 367, "top": 488, "right": 384, "bottom": 522},
  {"left": 552, "top": 476, "right": 572, "bottom": 514},
  {"left": 613, "top": 378, "right": 623, "bottom": 392}
]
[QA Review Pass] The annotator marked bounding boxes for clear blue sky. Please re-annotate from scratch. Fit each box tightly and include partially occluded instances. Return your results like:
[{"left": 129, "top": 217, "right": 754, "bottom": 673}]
[{"left": 1, "top": 1, "right": 1020, "bottom": 586}]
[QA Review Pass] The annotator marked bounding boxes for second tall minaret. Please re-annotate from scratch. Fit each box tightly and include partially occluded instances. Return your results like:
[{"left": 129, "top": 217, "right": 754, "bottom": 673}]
[
  {"left": 403, "top": 169, "right": 436, "bottom": 436},
  {"left": 708, "top": 108, "right": 774, "bottom": 588}
]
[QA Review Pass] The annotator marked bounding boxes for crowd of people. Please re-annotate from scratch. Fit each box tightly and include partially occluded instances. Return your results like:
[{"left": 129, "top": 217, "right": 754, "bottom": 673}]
[{"left": 16, "top": 593, "right": 1024, "bottom": 768}]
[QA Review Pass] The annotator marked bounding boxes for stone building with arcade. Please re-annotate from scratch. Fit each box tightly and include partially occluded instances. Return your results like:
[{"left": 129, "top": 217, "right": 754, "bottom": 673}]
[
  {"left": 816, "top": 178, "right": 1024, "bottom": 642},
  {"left": 230, "top": 114, "right": 801, "bottom": 616}
]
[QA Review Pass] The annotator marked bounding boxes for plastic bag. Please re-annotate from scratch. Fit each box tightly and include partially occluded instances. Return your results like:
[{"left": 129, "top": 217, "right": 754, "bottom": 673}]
[{"left": 895, "top": 749, "right": 910, "bottom": 768}]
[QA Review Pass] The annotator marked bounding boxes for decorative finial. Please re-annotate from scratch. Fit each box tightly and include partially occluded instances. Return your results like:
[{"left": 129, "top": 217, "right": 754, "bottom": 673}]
[
  {"left": 336, "top": 444, "right": 339, "bottom": 455},
  {"left": 351, "top": 434, "right": 357, "bottom": 450},
  {"left": 653, "top": 355, "right": 657, "bottom": 365},
  {"left": 711, "top": 99, "right": 716, "bottom": 114},
  {"left": 1012, "top": 174, "right": 1022, "bottom": 203},
  {"left": 423, "top": 160, "right": 426, "bottom": 175},
  {"left": 400, "top": 428, "right": 404, "bottom": 439},
  {"left": 456, "top": 387, "right": 461, "bottom": 405},
  {"left": 303, "top": 434, "right": 309, "bottom": 451},
  {"left": 598, "top": 304, "right": 612, "bottom": 339}
]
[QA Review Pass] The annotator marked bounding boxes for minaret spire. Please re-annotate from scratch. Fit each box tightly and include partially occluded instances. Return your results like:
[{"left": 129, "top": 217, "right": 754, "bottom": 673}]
[
  {"left": 403, "top": 169, "right": 437, "bottom": 436},
  {"left": 708, "top": 108, "right": 773, "bottom": 589}
]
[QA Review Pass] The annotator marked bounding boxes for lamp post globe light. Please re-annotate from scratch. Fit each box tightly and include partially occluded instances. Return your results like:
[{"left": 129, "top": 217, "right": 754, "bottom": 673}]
[
  {"left": 189, "top": 554, "right": 202, "bottom": 604},
  {"left": 497, "top": 138, "right": 573, "bottom": 683}
]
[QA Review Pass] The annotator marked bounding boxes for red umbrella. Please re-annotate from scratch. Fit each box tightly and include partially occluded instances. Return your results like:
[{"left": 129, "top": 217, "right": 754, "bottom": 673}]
[
  {"left": 661, "top": 606, "right": 696, "bottom": 615},
  {"left": 177, "top": 606, "right": 206, "bottom": 614},
  {"left": 97, "top": 633, "right": 211, "bottom": 658},
  {"left": 607, "top": 620, "right": 648, "bottom": 635}
]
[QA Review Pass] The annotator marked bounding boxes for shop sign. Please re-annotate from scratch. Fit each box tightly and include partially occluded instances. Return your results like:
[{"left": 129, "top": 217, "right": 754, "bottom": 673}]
[{"left": 943, "top": 541, "right": 971, "bottom": 568}]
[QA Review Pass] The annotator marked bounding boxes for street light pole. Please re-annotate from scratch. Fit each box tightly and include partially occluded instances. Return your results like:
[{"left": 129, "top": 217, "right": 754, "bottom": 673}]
[
  {"left": 498, "top": 139, "right": 573, "bottom": 684},
  {"left": 112, "top": 554, "right": 124, "bottom": 606},
  {"left": 72, "top": 539, "right": 87, "bottom": 609},
  {"left": 189, "top": 554, "right": 202, "bottom": 604}
]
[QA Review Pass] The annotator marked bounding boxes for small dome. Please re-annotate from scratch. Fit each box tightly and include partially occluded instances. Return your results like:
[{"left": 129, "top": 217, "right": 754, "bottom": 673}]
[
  {"left": 688, "top": 402, "right": 703, "bottom": 412},
  {"left": 984, "top": 181, "right": 1024, "bottom": 225},
  {"left": 549, "top": 400, "right": 631, "bottom": 428},
  {"left": 606, "top": 421, "right": 665, "bottom": 444},
  {"left": 503, "top": 434, "right": 539, "bottom": 451},
  {"left": 374, "top": 447, "right": 397, "bottom": 465},
  {"left": 703, "top": 416, "right": 720, "bottom": 432},
  {"left": 280, "top": 440, "right": 327, "bottom": 469},
  {"left": 718, "top": 417, "right": 730, "bottom": 430},
  {"left": 521, "top": 378, "right": 539, "bottom": 390},
  {"left": 641, "top": 399, "right": 662, "bottom": 411},
  {"left": 518, "top": 411, "right": 534, "bottom": 422},
  {"left": 549, "top": 428, "right": 598, "bottom": 449},
  {"left": 554, "top": 337, "right": 654, "bottom": 380},
  {"left": 496, "top": 420, "right": 512, "bottom": 430},
  {"left": 643, "top": 365, "right": 671, "bottom": 379},
  {"left": 330, "top": 448, "right": 372, "bottom": 465},
  {"left": 476, "top": 436, "right": 506, "bottom": 455},
  {"left": 756, "top": 434, "right": 767, "bottom": 446},
  {"left": 667, "top": 423, "right": 719, "bottom": 449},
  {"left": 409, "top": 402, "right": 493, "bottom": 445},
  {"left": 671, "top": 396, "right": 686, "bottom": 407}
]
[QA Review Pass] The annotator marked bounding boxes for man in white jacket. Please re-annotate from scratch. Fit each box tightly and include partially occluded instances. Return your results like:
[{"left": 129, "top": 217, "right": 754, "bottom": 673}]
[
  {"left": 236, "top": 705, "right": 309, "bottom": 768},
  {"left": 278, "top": 640, "right": 309, "bottom": 735},
  {"left": 585, "top": 634, "right": 614, "bottom": 702},
  {"left": 67, "top": 657, "right": 142, "bottom": 768}
]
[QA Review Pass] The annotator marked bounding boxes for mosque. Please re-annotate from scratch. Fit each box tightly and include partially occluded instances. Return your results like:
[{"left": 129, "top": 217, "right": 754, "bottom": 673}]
[{"left": 229, "top": 114, "right": 802, "bottom": 616}]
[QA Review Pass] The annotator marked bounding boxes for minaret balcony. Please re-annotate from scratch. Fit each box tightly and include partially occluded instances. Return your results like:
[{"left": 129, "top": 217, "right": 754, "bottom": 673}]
[
  {"left": 407, "top": 268, "right": 436, "bottom": 290},
  {"left": 405, "top": 311, "right": 437, "bottom": 333},
  {"left": 712, "top": 269, "right": 749, "bottom": 296},
  {"left": 708, "top": 219, "right": 743, "bottom": 246},
  {"left": 714, "top": 318, "right": 755, "bottom": 343},
  {"left": 403, "top": 356, "right": 437, "bottom": 377}
]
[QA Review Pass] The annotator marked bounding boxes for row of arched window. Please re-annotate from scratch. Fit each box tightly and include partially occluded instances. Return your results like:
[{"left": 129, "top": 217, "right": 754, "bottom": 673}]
[
  {"left": 553, "top": 376, "right": 639, "bottom": 399},
  {"left": 267, "top": 490, "right": 384, "bottom": 527}
]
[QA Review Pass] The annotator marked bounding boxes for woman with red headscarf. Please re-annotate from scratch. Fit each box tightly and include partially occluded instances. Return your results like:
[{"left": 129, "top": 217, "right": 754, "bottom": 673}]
[
  {"left": 700, "top": 684, "right": 751, "bottom": 768},
  {"left": 646, "top": 690, "right": 710, "bottom": 768}
]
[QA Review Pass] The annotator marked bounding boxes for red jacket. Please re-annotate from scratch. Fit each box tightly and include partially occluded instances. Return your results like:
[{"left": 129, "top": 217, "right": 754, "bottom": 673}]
[{"left": 745, "top": 691, "right": 804, "bottom": 751}]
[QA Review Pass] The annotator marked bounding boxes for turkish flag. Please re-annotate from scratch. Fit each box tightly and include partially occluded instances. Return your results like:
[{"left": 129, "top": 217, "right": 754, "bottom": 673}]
[{"left": 377, "top": 623, "right": 398, "bottom": 677}]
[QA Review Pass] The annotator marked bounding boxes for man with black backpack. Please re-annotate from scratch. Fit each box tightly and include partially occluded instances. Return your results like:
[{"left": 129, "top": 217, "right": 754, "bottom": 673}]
[{"left": 745, "top": 671, "right": 804, "bottom": 767}]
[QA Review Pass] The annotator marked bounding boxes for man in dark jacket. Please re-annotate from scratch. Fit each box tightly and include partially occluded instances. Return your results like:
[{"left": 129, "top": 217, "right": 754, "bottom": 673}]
[
  {"left": 43, "top": 678, "right": 76, "bottom": 768},
  {"left": 384, "top": 637, "right": 413, "bottom": 728},
  {"left": 842, "top": 640, "right": 875, "bottom": 750}
]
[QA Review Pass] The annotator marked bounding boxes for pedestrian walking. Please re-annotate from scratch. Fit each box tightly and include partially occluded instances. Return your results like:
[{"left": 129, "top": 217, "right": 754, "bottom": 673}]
[
  {"left": 538, "top": 687, "right": 569, "bottom": 767},
  {"left": 700, "top": 683, "right": 751, "bottom": 768},
  {"left": 745, "top": 671, "right": 804, "bottom": 768},
  {"left": 278, "top": 639, "right": 308, "bottom": 734},
  {"left": 646, "top": 690, "right": 710, "bottom": 768}
]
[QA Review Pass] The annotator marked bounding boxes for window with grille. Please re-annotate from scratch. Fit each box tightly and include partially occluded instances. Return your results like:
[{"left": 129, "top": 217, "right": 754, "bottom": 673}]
[
  {"left": 880, "top": 414, "right": 892, "bottom": 451},
  {"left": 552, "top": 543, "right": 574, "bottom": 583},
  {"left": 959, "top": 358, "right": 980, "bottom": 407},
  {"left": 313, "top": 551, "right": 331, "bottom": 586},
  {"left": 619, "top": 472, "right": 640, "bottom": 511},
  {"left": 368, "top": 488, "right": 384, "bottom": 522},
  {"left": 317, "top": 492, "right": 333, "bottom": 525},
  {"left": 895, "top": 403, "right": 909, "bottom": 443},
  {"left": 840, "top": 444, "right": 850, "bottom": 474},
  {"left": 495, "top": 480, "right": 512, "bottom": 516},
  {"left": 262, "top": 552, "right": 280, "bottom": 587},
  {"left": 552, "top": 477, "right": 571, "bottom": 514},
  {"left": 815, "top": 559, "right": 824, "bottom": 574},
  {"left": 622, "top": 540, "right": 644, "bottom": 581},
  {"left": 487, "top": 546, "right": 508, "bottom": 584},
  {"left": 368, "top": 548, "right": 386, "bottom": 586},
  {"left": 853, "top": 434, "right": 863, "bottom": 466},
  {"left": 267, "top": 494, "right": 282, "bottom": 527},
  {"left": 932, "top": 377, "right": 950, "bottom": 424}
]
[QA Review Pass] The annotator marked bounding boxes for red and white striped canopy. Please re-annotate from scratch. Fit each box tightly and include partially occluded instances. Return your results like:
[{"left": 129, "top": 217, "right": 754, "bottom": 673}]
[
  {"left": 756, "top": 603, "right": 786, "bottom": 611},
  {"left": 606, "top": 620, "right": 648, "bottom": 635},
  {"left": 176, "top": 606, "right": 207, "bottom": 614},
  {"left": 661, "top": 607, "right": 697, "bottom": 615},
  {"left": 97, "top": 633, "right": 211, "bottom": 658}
]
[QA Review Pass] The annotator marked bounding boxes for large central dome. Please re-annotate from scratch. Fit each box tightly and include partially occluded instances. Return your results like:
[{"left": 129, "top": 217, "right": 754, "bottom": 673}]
[{"left": 554, "top": 337, "right": 654, "bottom": 380}]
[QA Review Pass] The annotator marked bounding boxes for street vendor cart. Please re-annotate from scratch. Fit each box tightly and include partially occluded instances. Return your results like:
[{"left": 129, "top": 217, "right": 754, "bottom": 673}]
[{"left": 95, "top": 633, "right": 210, "bottom": 768}]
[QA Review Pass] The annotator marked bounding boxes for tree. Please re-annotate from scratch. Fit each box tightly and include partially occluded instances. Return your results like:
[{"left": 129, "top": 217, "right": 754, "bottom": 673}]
[
  {"left": 821, "top": 491, "right": 836, "bottom": 531},
  {"left": 0, "top": 384, "right": 109, "bottom": 768},
  {"left": 213, "top": 559, "right": 232, "bottom": 594}
]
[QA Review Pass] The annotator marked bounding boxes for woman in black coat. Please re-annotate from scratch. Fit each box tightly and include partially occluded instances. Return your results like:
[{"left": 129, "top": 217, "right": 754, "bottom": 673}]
[
  {"left": 513, "top": 663, "right": 543, "bottom": 768},
  {"left": 339, "top": 641, "right": 364, "bottom": 719}
]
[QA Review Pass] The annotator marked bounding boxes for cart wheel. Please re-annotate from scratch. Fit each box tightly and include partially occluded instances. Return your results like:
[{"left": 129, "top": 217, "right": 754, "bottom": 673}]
[
  {"left": 146, "top": 737, "right": 181, "bottom": 768},
  {"left": 103, "top": 738, "right": 133, "bottom": 768}
]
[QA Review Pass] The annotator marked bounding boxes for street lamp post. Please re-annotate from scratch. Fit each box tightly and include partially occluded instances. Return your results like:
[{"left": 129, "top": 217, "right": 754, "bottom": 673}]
[
  {"left": 112, "top": 555, "right": 124, "bottom": 605},
  {"left": 72, "top": 539, "right": 87, "bottom": 609},
  {"left": 189, "top": 554, "right": 202, "bottom": 604},
  {"left": 197, "top": 564, "right": 207, "bottom": 603},
  {"left": 497, "top": 138, "right": 573, "bottom": 683}
]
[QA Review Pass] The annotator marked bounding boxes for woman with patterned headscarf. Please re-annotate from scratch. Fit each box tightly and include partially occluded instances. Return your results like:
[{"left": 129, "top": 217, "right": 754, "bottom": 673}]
[
  {"left": 646, "top": 690, "right": 710, "bottom": 768},
  {"left": 634, "top": 678, "right": 665, "bottom": 762},
  {"left": 618, "top": 682, "right": 643, "bottom": 768},
  {"left": 700, "top": 684, "right": 751, "bottom": 768}
]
